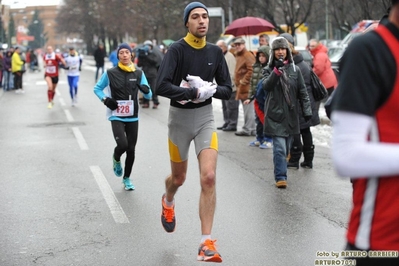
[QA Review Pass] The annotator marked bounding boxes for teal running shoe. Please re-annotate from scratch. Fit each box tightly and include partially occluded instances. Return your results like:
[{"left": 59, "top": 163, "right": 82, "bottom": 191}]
[
  {"left": 113, "top": 155, "right": 123, "bottom": 177},
  {"left": 123, "top": 178, "right": 135, "bottom": 191}
]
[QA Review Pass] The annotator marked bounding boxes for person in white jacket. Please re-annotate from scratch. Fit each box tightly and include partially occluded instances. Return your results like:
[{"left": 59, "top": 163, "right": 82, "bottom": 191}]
[{"left": 64, "top": 47, "right": 82, "bottom": 106}]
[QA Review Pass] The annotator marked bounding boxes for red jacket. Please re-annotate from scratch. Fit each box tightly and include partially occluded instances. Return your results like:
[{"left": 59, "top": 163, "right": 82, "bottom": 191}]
[{"left": 310, "top": 44, "right": 337, "bottom": 89}]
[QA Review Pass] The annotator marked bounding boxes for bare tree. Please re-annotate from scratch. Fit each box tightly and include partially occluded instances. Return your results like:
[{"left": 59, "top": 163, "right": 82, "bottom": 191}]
[
  {"left": 260, "top": 0, "right": 314, "bottom": 35},
  {"left": 329, "top": 0, "right": 388, "bottom": 33}
]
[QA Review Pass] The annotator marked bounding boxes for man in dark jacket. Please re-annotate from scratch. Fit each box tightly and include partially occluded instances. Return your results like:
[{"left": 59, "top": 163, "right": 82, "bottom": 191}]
[
  {"left": 94, "top": 43, "right": 106, "bottom": 81},
  {"left": 262, "top": 37, "right": 312, "bottom": 188},
  {"left": 137, "top": 40, "right": 162, "bottom": 108}
]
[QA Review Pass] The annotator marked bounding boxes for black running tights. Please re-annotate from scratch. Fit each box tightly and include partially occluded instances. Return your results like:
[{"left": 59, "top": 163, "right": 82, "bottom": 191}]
[{"left": 111, "top": 120, "right": 138, "bottom": 178}]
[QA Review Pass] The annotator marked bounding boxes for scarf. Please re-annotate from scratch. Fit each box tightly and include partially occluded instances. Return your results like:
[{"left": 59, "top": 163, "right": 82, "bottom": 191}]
[
  {"left": 118, "top": 61, "right": 136, "bottom": 72},
  {"left": 183, "top": 32, "right": 206, "bottom": 49},
  {"left": 279, "top": 66, "right": 294, "bottom": 110}
]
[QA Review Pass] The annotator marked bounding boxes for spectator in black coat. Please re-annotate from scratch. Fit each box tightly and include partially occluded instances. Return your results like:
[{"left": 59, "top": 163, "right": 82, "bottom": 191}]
[
  {"left": 137, "top": 40, "right": 162, "bottom": 108},
  {"left": 94, "top": 43, "right": 106, "bottom": 81}
]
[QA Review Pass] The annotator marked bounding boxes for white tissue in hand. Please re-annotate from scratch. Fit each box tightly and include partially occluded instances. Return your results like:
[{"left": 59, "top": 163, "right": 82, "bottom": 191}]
[{"left": 186, "top": 75, "right": 207, "bottom": 89}]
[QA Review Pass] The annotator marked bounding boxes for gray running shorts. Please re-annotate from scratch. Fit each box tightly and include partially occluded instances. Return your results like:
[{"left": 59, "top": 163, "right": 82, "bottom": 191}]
[{"left": 168, "top": 104, "right": 218, "bottom": 162}]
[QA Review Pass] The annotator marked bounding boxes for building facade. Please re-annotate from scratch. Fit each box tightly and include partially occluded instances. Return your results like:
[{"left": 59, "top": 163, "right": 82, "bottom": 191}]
[{"left": 1, "top": 3, "right": 79, "bottom": 51}]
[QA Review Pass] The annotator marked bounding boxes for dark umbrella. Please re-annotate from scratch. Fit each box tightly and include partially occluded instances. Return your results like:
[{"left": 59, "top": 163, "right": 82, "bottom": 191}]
[{"left": 224, "top": 16, "right": 275, "bottom": 36}]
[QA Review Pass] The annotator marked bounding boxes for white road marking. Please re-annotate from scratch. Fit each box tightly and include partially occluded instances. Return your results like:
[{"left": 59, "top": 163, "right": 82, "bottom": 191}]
[
  {"left": 71, "top": 127, "right": 88, "bottom": 150},
  {"left": 89, "top": 166, "right": 130, "bottom": 224},
  {"left": 64, "top": 109, "right": 74, "bottom": 122}
]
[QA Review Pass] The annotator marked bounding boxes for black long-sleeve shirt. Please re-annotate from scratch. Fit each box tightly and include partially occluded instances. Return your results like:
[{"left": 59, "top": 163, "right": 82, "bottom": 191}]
[{"left": 156, "top": 38, "right": 232, "bottom": 109}]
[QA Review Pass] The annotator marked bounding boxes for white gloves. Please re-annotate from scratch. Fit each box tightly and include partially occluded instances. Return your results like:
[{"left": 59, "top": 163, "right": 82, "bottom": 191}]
[
  {"left": 187, "top": 75, "right": 216, "bottom": 101},
  {"left": 197, "top": 82, "right": 217, "bottom": 101},
  {"left": 177, "top": 75, "right": 216, "bottom": 105}
]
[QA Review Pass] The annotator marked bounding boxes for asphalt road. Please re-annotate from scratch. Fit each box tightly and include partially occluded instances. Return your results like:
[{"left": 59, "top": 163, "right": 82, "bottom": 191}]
[{"left": 0, "top": 60, "right": 352, "bottom": 266}]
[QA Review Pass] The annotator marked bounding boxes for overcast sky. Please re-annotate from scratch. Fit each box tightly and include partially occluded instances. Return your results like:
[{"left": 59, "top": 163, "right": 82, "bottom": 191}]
[{"left": 3, "top": 0, "right": 62, "bottom": 8}]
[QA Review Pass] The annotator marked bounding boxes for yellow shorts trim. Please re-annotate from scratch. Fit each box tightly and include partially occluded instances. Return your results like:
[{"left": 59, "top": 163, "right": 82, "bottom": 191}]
[
  {"left": 168, "top": 138, "right": 182, "bottom": 163},
  {"left": 210, "top": 131, "right": 218, "bottom": 151}
]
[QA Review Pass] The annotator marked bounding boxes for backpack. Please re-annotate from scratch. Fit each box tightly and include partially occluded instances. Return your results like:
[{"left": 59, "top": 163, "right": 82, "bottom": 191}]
[{"left": 310, "top": 70, "right": 328, "bottom": 101}]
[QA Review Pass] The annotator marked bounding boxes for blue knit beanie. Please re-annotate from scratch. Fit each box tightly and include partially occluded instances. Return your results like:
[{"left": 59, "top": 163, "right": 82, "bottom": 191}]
[
  {"left": 183, "top": 2, "right": 208, "bottom": 26},
  {"left": 117, "top": 43, "right": 132, "bottom": 54},
  {"left": 117, "top": 43, "right": 132, "bottom": 59}
]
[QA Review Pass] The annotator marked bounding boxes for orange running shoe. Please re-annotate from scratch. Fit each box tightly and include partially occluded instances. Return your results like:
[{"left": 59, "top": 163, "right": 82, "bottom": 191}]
[
  {"left": 197, "top": 239, "right": 222, "bottom": 263},
  {"left": 161, "top": 194, "right": 176, "bottom": 233}
]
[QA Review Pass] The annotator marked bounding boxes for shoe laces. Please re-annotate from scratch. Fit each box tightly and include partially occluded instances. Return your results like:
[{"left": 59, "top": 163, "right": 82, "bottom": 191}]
[
  {"left": 202, "top": 239, "right": 218, "bottom": 251},
  {"left": 163, "top": 205, "right": 175, "bottom": 222}
]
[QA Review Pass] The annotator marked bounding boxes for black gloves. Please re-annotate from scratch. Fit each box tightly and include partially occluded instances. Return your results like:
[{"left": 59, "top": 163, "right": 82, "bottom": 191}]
[
  {"left": 304, "top": 115, "right": 312, "bottom": 122},
  {"left": 103, "top": 97, "right": 118, "bottom": 110},
  {"left": 137, "top": 84, "right": 149, "bottom": 94},
  {"left": 275, "top": 59, "right": 284, "bottom": 69}
]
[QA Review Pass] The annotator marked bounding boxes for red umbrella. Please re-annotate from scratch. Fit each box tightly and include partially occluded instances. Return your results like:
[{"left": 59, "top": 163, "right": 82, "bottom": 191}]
[{"left": 224, "top": 16, "right": 275, "bottom": 36}]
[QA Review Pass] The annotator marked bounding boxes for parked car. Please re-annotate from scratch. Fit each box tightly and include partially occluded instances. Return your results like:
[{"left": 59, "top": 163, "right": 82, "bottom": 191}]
[
  {"left": 330, "top": 20, "right": 379, "bottom": 78},
  {"left": 327, "top": 45, "right": 344, "bottom": 58},
  {"left": 319, "top": 39, "right": 341, "bottom": 48}
]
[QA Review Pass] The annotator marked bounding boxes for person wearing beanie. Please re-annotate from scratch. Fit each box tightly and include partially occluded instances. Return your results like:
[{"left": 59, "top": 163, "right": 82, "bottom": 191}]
[
  {"left": 262, "top": 37, "right": 312, "bottom": 189},
  {"left": 330, "top": 0, "right": 399, "bottom": 264},
  {"left": 156, "top": 1, "right": 232, "bottom": 263},
  {"left": 64, "top": 47, "right": 83, "bottom": 106},
  {"left": 279, "top": 33, "right": 320, "bottom": 170},
  {"left": 183, "top": 1, "right": 208, "bottom": 26},
  {"left": 93, "top": 42, "right": 152, "bottom": 191}
]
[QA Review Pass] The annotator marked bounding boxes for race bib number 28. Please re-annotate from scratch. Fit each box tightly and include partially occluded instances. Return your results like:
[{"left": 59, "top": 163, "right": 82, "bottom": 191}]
[{"left": 112, "top": 100, "right": 134, "bottom": 117}]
